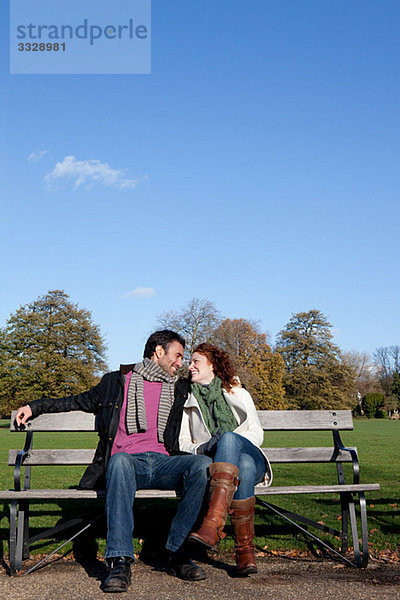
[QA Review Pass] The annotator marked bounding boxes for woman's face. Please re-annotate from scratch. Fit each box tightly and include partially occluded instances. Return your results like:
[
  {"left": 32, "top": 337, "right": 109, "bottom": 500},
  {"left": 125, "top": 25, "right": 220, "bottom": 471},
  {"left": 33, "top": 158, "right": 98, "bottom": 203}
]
[{"left": 189, "top": 352, "right": 214, "bottom": 385}]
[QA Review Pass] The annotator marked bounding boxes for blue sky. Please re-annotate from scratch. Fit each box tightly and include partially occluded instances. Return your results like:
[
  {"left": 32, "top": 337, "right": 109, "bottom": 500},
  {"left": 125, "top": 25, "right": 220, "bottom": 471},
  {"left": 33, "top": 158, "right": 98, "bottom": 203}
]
[{"left": 1, "top": 1, "right": 399, "bottom": 369}]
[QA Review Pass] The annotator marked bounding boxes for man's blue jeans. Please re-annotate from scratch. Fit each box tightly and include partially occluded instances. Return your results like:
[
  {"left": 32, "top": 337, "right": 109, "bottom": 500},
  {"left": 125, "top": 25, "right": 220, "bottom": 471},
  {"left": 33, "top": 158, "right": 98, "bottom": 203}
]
[
  {"left": 105, "top": 452, "right": 212, "bottom": 561},
  {"left": 213, "top": 432, "right": 266, "bottom": 499}
]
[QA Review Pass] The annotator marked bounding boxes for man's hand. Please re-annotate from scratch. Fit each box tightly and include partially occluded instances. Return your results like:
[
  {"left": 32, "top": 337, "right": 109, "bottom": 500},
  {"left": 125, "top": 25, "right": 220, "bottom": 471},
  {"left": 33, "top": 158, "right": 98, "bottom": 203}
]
[
  {"left": 15, "top": 405, "right": 32, "bottom": 427},
  {"left": 196, "top": 430, "right": 223, "bottom": 456}
]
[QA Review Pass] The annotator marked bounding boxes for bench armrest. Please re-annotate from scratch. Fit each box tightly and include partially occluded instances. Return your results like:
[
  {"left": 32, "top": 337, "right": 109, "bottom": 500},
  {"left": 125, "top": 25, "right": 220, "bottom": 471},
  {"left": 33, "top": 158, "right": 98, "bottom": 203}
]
[
  {"left": 333, "top": 430, "right": 360, "bottom": 484},
  {"left": 13, "top": 431, "right": 33, "bottom": 491}
]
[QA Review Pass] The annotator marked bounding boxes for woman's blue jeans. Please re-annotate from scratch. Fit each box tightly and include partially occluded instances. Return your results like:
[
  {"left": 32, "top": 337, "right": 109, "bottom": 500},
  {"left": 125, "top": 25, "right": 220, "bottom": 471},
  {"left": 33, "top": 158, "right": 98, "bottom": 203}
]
[
  {"left": 105, "top": 451, "right": 212, "bottom": 561},
  {"left": 213, "top": 432, "right": 266, "bottom": 499}
]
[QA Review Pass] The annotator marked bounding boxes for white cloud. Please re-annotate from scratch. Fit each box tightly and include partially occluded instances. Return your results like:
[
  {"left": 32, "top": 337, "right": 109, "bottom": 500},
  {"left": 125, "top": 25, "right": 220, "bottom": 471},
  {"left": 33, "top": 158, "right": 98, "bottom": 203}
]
[
  {"left": 122, "top": 287, "right": 156, "bottom": 298},
  {"left": 27, "top": 150, "right": 49, "bottom": 162},
  {"left": 44, "top": 155, "right": 142, "bottom": 190}
]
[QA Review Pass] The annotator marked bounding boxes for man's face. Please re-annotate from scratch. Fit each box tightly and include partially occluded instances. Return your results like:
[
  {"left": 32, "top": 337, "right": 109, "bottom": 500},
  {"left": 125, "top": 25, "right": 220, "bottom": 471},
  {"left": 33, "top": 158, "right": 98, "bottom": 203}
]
[{"left": 153, "top": 341, "right": 184, "bottom": 376}]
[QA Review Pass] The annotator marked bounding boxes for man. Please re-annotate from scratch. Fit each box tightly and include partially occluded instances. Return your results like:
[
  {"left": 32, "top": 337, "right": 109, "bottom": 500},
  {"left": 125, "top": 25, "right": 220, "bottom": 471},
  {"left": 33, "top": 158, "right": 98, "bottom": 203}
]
[{"left": 15, "top": 330, "right": 211, "bottom": 593}]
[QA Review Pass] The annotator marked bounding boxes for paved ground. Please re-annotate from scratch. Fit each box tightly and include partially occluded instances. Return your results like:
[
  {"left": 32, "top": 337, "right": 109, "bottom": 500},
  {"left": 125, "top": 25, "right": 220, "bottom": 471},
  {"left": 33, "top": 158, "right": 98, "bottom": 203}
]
[{"left": 1, "top": 555, "right": 399, "bottom": 600}]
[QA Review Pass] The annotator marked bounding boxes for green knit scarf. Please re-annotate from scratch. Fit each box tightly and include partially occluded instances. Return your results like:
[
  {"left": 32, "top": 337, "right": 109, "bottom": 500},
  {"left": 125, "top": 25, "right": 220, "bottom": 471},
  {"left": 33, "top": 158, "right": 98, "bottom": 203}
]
[{"left": 191, "top": 376, "right": 238, "bottom": 435}]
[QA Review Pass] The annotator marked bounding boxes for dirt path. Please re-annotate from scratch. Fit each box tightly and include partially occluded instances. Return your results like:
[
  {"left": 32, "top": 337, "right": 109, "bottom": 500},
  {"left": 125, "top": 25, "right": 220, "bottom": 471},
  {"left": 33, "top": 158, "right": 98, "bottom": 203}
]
[{"left": 1, "top": 556, "right": 399, "bottom": 600}]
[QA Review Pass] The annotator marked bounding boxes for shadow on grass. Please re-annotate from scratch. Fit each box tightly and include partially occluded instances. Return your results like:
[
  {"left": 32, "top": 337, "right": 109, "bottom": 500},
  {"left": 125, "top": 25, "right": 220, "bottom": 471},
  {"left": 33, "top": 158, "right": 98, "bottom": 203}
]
[{"left": 2, "top": 495, "right": 399, "bottom": 577}]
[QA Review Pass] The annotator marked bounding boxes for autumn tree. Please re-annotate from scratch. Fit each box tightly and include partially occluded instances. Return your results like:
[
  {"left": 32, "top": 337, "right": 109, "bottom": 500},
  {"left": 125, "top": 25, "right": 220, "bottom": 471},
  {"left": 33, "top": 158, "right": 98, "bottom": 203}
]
[
  {"left": 276, "top": 310, "right": 356, "bottom": 409},
  {"left": 0, "top": 290, "right": 108, "bottom": 415},
  {"left": 213, "top": 318, "right": 286, "bottom": 409},
  {"left": 157, "top": 298, "right": 222, "bottom": 355}
]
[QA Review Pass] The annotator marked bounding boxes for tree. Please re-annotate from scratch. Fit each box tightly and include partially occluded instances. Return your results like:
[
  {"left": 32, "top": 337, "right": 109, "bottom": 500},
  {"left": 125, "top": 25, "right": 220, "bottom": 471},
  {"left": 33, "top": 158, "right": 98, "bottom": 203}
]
[
  {"left": 363, "top": 393, "right": 385, "bottom": 418},
  {"left": 276, "top": 310, "right": 356, "bottom": 409},
  {"left": 385, "top": 372, "right": 400, "bottom": 417},
  {"left": 374, "top": 346, "right": 400, "bottom": 396},
  {"left": 0, "top": 290, "right": 108, "bottom": 415},
  {"left": 213, "top": 318, "right": 286, "bottom": 409},
  {"left": 157, "top": 298, "right": 222, "bottom": 355},
  {"left": 383, "top": 394, "right": 398, "bottom": 418},
  {"left": 392, "top": 371, "right": 400, "bottom": 403},
  {"left": 276, "top": 310, "right": 341, "bottom": 371},
  {"left": 341, "top": 351, "right": 382, "bottom": 414}
]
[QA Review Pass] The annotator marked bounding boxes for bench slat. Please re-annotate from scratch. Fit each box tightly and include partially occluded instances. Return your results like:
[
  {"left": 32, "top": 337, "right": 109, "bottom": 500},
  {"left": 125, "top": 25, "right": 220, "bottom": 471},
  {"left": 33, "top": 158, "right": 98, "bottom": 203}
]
[
  {"left": 8, "top": 449, "right": 97, "bottom": 465},
  {"left": 0, "top": 483, "right": 380, "bottom": 501},
  {"left": 0, "top": 489, "right": 175, "bottom": 500},
  {"left": 10, "top": 411, "right": 96, "bottom": 432},
  {"left": 257, "top": 410, "right": 353, "bottom": 430},
  {"left": 10, "top": 409, "right": 354, "bottom": 432},
  {"left": 254, "top": 483, "right": 380, "bottom": 495},
  {"left": 261, "top": 447, "right": 356, "bottom": 463},
  {"left": 8, "top": 447, "right": 357, "bottom": 466}
]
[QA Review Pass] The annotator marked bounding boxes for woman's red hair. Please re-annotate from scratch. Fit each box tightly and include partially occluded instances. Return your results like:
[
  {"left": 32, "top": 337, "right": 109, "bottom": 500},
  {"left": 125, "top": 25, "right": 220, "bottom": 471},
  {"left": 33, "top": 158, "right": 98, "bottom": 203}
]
[{"left": 192, "top": 343, "right": 237, "bottom": 393}]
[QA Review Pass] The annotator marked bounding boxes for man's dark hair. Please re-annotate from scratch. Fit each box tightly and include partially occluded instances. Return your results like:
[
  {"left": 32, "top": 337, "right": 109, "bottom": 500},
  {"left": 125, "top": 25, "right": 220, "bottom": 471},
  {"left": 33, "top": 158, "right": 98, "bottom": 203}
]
[{"left": 143, "top": 330, "right": 186, "bottom": 359}]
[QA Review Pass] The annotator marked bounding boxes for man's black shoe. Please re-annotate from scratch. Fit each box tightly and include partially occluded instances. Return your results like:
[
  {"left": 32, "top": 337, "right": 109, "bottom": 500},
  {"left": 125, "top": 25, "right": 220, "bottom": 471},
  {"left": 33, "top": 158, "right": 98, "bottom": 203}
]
[
  {"left": 167, "top": 551, "right": 207, "bottom": 581},
  {"left": 102, "top": 557, "right": 132, "bottom": 593}
]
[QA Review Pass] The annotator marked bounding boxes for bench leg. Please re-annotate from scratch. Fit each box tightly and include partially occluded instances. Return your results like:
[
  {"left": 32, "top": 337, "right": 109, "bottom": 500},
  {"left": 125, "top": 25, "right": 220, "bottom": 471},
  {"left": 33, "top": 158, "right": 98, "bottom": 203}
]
[
  {"left": 15, "top": 505, "right": 27, "bottom": 572},
  {"left": 347, "top": 491, "right": 369, "bottom": 568},
  {"left": 9, "top": 501, "right": 29, "bottom": 575},
  {"left": 22, "top": 501, "right": 30, "bottom": 560},
  {"left": 339, "top": 491, "right": 369, "bottom": 568},
  {"left": 9, "top": 501, "right": 18, "bottom": 576},
  {"left": 8, "top": 500, "right": 31, "bottom": 574},
  {"left": 340, "top": 494, "right": 349, "bottom": 553}
]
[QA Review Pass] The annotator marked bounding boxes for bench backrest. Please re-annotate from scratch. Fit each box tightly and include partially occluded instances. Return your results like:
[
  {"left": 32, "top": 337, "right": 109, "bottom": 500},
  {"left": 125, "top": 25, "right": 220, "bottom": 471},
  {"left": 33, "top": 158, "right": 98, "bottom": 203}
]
[
  {"left": 10, "top": 409, "right": 354, "bottom": 432},
  {"left": 9, "top": 409, "right": 355, "bottom": 468}
]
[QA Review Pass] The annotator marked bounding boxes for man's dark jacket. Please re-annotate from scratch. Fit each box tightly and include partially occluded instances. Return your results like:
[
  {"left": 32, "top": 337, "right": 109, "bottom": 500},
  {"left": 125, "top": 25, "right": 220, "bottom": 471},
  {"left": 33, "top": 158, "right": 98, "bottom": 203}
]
[{"left": 27, "top": 365, "right": 190, "bottom": 490}]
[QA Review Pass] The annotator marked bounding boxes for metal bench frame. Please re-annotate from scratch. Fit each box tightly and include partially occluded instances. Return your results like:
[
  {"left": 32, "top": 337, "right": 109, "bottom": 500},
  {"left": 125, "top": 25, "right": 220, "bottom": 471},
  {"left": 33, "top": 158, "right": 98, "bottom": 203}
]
[{"left": 0, "top": 409, "right": 380, "bottom": 574}]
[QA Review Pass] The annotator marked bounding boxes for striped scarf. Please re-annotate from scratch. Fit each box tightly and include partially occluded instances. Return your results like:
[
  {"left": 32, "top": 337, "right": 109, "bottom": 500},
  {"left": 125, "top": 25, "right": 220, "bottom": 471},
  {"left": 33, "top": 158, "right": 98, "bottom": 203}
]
[{"left": 126, "top": 358, "right": 177, "bottom": 441}]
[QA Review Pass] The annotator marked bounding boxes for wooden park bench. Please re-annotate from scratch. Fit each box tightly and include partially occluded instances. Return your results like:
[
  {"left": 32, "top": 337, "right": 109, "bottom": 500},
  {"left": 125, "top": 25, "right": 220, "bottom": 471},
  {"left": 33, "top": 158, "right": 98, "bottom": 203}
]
[{"left": 0, "top": 409, "right": 380, "bottom": 575}]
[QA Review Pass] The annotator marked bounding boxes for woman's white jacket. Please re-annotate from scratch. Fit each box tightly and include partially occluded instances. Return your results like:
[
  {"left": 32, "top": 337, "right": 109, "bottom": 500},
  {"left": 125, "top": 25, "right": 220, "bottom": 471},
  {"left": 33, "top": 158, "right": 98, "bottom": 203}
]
[{"left": 178, "top": 385, "right": 264, "bottom": 455}]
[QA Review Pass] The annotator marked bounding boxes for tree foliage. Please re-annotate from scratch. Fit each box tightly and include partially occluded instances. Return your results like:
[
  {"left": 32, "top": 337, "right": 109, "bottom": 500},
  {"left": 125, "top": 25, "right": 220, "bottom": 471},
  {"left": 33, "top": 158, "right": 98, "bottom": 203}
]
[
  {"left": 213, "top": 318, "right": 287, "bottom": 409},
  {"left": 0, "top": 290, "right": 108, "bottom": 415},
  {"left": 157, "top": 298, "right": 222, "bottom": 355},
  {"left": 276, "top": 309, "right": 356, "bottom": 409},
  {"left": 276, "top": 309, "right": 341, "bottom": 371},
  {"left": 363, "top": 393, "right": 385, "bottom": 418}
]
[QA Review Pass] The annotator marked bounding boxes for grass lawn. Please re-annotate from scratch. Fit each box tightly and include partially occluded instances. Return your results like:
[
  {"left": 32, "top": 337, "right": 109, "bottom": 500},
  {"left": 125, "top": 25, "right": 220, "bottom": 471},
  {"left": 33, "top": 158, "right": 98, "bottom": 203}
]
[{"left": 0, "top": 418, "right": 398, "bottom": 561}]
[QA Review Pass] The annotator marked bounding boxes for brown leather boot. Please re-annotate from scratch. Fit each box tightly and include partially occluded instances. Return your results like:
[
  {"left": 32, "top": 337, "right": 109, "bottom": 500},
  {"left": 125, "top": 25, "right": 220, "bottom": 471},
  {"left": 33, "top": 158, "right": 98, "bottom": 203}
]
[
  {"left": 230, "top": 496, "right": 257, "bottom": 576},
  {"left": 188, "top": 462, "right": 239, "bottom": 549}
]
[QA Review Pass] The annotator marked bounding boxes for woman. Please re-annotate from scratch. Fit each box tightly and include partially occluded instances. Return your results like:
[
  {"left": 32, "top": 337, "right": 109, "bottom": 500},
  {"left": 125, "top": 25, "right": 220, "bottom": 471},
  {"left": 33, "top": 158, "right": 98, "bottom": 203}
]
[{"left": 179, "top": 343, "right": 272, "bottom": 576}]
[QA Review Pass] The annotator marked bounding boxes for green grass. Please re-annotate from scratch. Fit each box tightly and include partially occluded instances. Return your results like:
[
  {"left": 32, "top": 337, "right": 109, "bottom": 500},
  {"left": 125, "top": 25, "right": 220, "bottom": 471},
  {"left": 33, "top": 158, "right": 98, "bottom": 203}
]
[
  {"left": 0, "top": 418, "right": 399, "bottom": 561},
  {"left": 253, "top": 419, "right": 400, "bottom": 556}
]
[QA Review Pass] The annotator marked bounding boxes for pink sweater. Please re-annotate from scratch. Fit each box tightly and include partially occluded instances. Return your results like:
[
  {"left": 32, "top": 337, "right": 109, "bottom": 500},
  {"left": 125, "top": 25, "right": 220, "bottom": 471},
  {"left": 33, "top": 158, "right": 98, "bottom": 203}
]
[{"left": 111, "top": 370, "right": 169, "bottom": 456}]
